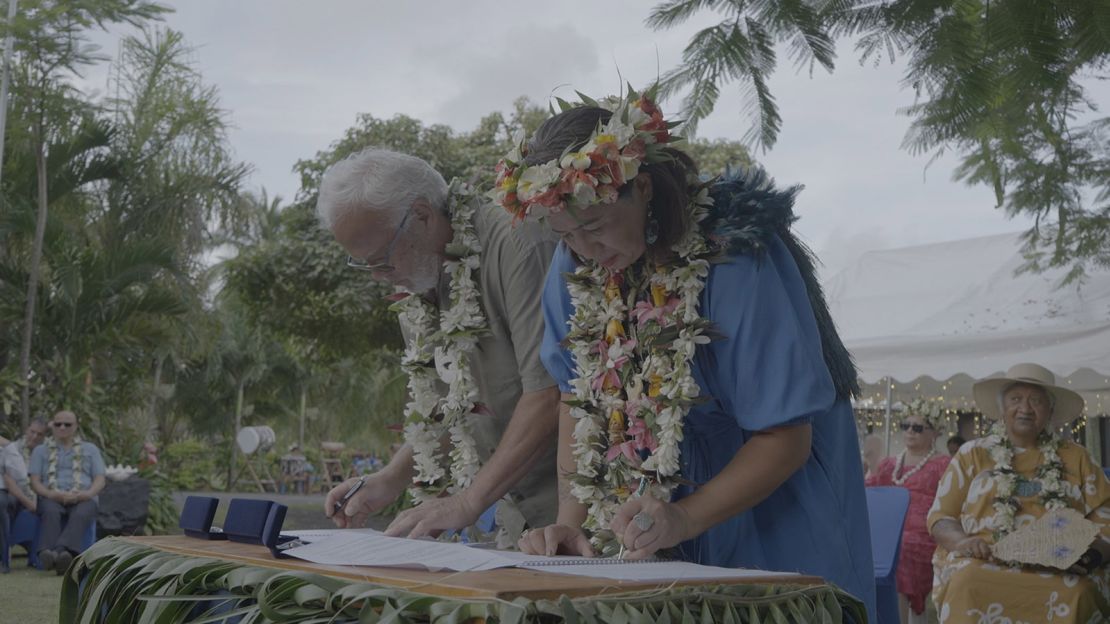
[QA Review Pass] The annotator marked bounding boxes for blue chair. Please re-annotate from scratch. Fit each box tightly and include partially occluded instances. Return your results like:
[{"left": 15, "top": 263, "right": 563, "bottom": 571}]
[
  {"left": 3, "top": 508, "right": 97, "bottom": 570},
  {"left": 440, "top": 503, "right": 497, "bottom": 544},
  {"left": 866, "top": 486, "right": 911, "bottom": 624},
  {"left": 1102, "top": 467, "right": 1110, "bottom": 481},
  {"left": 476, "top": 503, "right": 497, "bottom": 533},
  {"left": 3, "top": 508, "right": 43, "bottom": 568}
]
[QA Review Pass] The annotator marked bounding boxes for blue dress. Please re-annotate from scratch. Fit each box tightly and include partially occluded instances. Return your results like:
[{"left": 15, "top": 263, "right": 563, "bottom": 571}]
[{"left": 541, "top": 236, "right": 876, "bottom": 622}]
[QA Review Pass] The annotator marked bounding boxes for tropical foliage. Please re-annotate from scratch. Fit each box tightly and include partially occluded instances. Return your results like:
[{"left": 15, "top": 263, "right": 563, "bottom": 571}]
[
  {"left": 0, "top": 2, "right": 756, "bottom": 512},
  {"left": 648, "top": 0, "right": 1110, "bottom": 281},
  {"left": 0, "top": 6, "right": 252, "bottom": 462}
]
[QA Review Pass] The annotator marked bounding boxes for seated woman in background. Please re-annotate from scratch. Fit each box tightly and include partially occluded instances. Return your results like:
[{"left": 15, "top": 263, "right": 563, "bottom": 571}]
[
  {"left": 865, "top": 399, "right": 950, "bottom": 624},
  {"left": 929, "top": 363, "right": 1110, "bottom": 622}
]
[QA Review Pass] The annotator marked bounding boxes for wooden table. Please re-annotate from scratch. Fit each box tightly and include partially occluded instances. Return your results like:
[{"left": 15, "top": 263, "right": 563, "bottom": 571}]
[{"left": 61, "top": 536, "right": 866, "bottom": 623}]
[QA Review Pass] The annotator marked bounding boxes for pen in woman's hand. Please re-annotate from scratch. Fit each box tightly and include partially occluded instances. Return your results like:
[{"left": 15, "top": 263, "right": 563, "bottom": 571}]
[
  {"left": 333, "top": 476, "right": 367, "bottom": 516},
  {"left": 618, "top": 476, "right": 649, "bottom": 559}
]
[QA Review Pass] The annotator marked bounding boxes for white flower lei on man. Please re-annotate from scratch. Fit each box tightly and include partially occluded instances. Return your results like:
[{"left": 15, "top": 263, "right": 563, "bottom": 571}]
[
  {"left": 987, "top": 422, "right": 1068, "bottom": 540},
  {"left": 46, "top": 436, "right": 84, "bottom": 493},
  {"left": 392, "top": 180, "right": 487, "bottom": 504}
]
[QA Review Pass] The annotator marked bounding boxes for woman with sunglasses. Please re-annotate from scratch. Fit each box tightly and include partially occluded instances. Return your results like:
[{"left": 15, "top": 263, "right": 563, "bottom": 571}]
[{"left": 865, "top": 399, "right": 951, "bottom": 624}]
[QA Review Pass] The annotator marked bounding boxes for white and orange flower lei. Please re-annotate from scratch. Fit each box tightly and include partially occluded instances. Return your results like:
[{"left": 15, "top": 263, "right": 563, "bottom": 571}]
[
  {"left": 493, "top": 87, "right": 716, "bottom": 552},
  {"left": 987, "top": 422, "right": 1068, "bottom": 540},
  {"left": 564, "top": 189, "right": 715, "bottom": 554},
  {"left": 392, "top": 180, "right": 487, "bottom": 504}
]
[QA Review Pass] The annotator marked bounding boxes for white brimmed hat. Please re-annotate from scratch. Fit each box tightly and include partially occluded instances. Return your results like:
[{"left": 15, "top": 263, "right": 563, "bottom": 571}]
[{"left": 972, "top": 363, "right": 1085, "bottom": 429}]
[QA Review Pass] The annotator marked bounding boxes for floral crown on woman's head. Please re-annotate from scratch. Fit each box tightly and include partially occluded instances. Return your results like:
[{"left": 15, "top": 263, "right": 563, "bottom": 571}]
[
  {"left": 492, "top": 85, "right": 681, "bottom": 223},
  {"left": 902, "top": 397, "right": 949, "bottom": 431}
]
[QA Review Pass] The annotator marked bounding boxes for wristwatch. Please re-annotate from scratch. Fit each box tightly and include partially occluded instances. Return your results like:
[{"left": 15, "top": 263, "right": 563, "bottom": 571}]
[{"left": 1076, "top": 547, "right": 1104, "bottom": 572}]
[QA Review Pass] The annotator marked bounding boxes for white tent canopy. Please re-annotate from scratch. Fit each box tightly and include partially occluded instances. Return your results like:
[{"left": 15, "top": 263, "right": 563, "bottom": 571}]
[{"left": 824, "top": 232, "right": 1110, "bottom": 415}]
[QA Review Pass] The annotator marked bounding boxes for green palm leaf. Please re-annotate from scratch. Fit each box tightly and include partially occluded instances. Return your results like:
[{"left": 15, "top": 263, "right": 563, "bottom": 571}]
[
  {"left": 64, "top": 539, "right": 865, "bottom": 624},
  {"left": 648, "top": 0, "right": 837, "bottom": 148}
]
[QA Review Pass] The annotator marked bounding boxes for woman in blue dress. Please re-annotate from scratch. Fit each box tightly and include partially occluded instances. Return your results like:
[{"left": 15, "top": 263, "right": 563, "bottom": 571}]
[{"left": 496, "top": 89, "right": 875, "bottom": 621}]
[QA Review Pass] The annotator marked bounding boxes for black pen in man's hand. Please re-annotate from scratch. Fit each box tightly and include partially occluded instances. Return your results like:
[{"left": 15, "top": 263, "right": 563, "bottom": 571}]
[{"left": 333, "top": 476, "right": 367, "bottom": 516}]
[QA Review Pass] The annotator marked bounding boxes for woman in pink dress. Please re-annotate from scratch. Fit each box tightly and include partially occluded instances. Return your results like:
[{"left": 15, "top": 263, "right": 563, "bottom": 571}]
[{"left": 865, "top": 401, "right": 951, "bottom": 624}]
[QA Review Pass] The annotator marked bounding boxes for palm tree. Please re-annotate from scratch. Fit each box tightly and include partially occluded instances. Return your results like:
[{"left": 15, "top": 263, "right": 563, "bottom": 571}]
[
  {"left": 2, "top": 0, "right": 168, "bottom": 426},
  {"left": 645, "top": 0, "right": 836, "bottom": 147},
  {"left": 1, "top": 109, "right": 121, "bottom": 426}
]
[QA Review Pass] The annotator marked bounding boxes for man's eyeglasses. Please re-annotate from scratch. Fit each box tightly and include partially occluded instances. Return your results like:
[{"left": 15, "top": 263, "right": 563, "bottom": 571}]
[
  {"left": 52, "top": 422, "right": 75, "bottom": 428},
  {"left": 899, "top": 423, "right": 930, "bottom": 433},
  {"left": 346, "top": 210, "right": 412, "bottom": 274}
]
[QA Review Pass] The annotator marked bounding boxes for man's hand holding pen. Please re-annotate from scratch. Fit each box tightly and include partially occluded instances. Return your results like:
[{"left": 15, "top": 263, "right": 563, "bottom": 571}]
[{"left": 324, "top": 470, "right": 409, "bottom": 529}]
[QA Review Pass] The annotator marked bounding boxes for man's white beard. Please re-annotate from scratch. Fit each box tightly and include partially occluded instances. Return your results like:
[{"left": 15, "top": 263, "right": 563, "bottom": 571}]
[{"left": 401, "top": 252, "right": 443, "bottom": 296}]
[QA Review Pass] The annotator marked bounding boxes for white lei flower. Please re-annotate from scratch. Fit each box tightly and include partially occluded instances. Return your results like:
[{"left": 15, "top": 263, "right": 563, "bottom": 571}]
[
  {"left": 987, "top": 423, "right": 1068, "bottom": 539},
  {"left": 891, "top": 448, "right": 937, "bottom": 486},
  {"left": 565, "top": 188, "right": 714, "bottom": 554},
  {"left": 394, "top": 181, "right": 486, "bottom": 504},
  {"left": 46, "top": 436, "right": 84, "bottom": 493}
]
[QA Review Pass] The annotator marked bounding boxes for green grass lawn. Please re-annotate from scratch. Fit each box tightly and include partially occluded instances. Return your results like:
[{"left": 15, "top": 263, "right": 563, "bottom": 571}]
[{"left": 0, "top": 552, "right": 65, "bottom": 624}]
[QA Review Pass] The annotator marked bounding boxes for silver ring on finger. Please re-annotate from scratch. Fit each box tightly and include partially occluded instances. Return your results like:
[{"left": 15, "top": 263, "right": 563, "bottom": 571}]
[{"left": 633, "top": 511, "right": 655, "bottom": 531}]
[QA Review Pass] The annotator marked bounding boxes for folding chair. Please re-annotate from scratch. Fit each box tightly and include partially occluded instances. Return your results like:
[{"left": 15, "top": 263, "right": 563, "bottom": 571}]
[{"left": 866, "top": 486, "right": 911, "bottom": 624}]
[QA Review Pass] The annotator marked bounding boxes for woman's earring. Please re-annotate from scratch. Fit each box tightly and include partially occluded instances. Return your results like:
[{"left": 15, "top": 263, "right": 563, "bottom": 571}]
[{"left": 645, "top": 215, "right": 660, "bottom": 245}]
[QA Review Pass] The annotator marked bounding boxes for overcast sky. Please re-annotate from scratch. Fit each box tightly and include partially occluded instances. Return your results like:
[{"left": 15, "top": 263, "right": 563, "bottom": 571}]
[{"left": 82, "top": 0, "right": 1109, "bottom": 277}]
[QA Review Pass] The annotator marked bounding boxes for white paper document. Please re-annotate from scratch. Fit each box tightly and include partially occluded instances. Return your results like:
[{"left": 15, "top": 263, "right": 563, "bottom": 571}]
[
  {"left": 282, "top": 530, "right": 511, "bottom": 571},
  {"left": 281, "top": 529, "right": 802, "bottom": 581}
]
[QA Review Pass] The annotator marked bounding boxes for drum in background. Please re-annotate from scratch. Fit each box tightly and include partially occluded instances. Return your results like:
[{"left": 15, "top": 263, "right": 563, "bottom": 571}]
[{"left": 236, "top": 425, "right": 276, "bottom": 455}]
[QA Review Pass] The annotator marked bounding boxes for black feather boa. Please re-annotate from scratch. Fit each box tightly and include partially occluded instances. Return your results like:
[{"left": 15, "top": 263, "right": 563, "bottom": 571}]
[{"left": 705, "top": 167, "right": 860, "bottom": 400}]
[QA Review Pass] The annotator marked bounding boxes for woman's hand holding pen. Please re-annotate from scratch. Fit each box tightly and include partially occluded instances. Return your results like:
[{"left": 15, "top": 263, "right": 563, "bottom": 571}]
[
  {"left": 610, "top": 495, "right": 693, "bottom": 560},
  {"left": 324, "top": 470, "right": 408, "bottom": 528}
]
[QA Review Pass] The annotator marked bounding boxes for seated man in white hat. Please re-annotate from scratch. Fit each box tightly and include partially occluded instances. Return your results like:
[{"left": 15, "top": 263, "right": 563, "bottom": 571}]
[{"left": 928, "top": 363, "right": 1110, "bottom": 621}]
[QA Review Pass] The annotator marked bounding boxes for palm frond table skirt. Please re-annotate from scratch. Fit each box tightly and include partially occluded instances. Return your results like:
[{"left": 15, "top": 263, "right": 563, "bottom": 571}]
[{"left": 61, "top": 536, "right": 866, "bottom": 623}]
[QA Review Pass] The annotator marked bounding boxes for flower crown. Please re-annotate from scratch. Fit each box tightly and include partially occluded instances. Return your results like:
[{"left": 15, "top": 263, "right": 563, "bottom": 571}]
[
  {"left": 492, "top": 85, "right": 680, "bottom": 222},
  {"left": 902, "top": 397, "right": 949, "bottom": 431}
]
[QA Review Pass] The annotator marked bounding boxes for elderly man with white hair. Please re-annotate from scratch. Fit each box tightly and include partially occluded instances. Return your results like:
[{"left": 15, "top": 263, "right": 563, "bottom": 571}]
[{"left": 317, "top": 147, "right": 559, "bottom": 541}]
